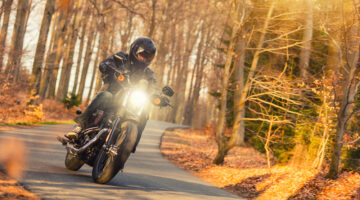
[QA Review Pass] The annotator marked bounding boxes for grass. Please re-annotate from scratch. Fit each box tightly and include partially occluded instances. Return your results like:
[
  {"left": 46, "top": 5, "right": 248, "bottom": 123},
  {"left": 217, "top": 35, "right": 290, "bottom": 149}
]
[{"left": 0, "top": 120, "right": 74, "bottom": 126}]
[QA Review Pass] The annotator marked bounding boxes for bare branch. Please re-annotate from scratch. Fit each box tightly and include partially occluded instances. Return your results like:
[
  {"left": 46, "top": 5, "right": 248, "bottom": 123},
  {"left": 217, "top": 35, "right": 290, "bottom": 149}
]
[
  {"left": 248, "top": 97, "right": 303, "bottom": 115},
  {"left": 239, "top": 118, "right": 292, "bottom": 125},
  {"left": 343, "top": 137, "right": 360, "bottom": 145},
  {"left": 111, "top": 0, "right": 145, "bottom": 19},
  {"left": 263, "top": 26, "right": 304, "bottom": 44}
]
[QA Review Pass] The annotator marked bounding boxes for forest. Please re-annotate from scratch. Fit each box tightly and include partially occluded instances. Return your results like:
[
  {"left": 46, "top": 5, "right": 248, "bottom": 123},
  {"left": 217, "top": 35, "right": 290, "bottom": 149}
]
[{"left": 0, "top": 0, "right": 360, "bottom": 199}]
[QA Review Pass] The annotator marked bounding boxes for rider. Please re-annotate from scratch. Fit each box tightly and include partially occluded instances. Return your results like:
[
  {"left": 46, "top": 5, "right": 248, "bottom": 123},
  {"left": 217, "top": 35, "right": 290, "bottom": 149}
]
[{"left": 65, "top": 37, "right": 157, "bottom": 146}]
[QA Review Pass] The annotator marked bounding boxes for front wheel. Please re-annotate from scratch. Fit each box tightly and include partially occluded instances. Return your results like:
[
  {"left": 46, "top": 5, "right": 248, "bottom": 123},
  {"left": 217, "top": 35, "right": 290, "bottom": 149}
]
[{"left": 92, "top": 121, "right": 138, "bottom": 184}]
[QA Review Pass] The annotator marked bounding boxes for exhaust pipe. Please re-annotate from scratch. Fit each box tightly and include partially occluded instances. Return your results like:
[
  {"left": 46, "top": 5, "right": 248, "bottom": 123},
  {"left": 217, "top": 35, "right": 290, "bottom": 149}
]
[{"left": 67, "top": 128, "right": 108, "bottom": 154}]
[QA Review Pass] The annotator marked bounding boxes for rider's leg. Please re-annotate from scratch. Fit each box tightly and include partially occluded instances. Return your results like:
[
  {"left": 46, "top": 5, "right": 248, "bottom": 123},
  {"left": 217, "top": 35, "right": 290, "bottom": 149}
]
[
  {"left": 131, "top": 116, "right": 148, "bottom": 153},
  {"left": 75, "top": 91, "right": 113, "bottom": 129},
  {"left": 66, "top": 91, "right": 113, "bottom": 139}
]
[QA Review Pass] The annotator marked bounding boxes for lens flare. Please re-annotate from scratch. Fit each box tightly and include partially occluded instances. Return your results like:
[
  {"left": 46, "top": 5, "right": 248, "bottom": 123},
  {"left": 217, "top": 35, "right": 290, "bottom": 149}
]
[{"left": 129, "top": 90, "right": 148, "bottom": 105}]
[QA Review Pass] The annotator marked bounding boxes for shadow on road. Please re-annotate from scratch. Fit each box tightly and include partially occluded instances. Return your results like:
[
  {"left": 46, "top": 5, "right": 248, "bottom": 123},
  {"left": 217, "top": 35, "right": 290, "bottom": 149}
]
[
  {"left": 25, "top": 170, "right": 233, "bottom": 198},
  {"left": 1, "top": 123, "right": 237, "bottom": 199}
]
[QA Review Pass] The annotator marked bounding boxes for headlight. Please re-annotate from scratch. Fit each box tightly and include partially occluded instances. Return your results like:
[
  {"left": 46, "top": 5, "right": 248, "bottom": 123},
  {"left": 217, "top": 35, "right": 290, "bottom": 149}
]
[
  {"left": 121, "top": 89, "right": 149, "bottom": 116},
  {"left": 129, "top": 90, "right": 148, "bottom": 106}
]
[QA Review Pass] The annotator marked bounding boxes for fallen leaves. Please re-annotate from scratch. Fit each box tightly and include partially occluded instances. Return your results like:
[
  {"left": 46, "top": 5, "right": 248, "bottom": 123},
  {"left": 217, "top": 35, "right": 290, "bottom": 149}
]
[
  {"left": 317, "top": 171, "right": 360, "bottom": 200},
  {"left": 161, "top": 128, "right": 360, "bottom": 200},
  {"left": 0, "top": 74, "right": 82, "bottom": 124},
  {"left": 0, "top": 172, "right": 39, "bottom": 200}
]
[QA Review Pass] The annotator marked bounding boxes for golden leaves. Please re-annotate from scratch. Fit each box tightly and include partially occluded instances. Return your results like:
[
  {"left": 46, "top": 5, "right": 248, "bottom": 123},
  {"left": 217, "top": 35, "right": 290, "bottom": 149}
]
[
  {"left": 297, "top": 82, "right": 305, "bottom": 87},
  {"left": 0, "top": 75, "right": 79, "bottom": 124},
  {"left": 0, "top": 172, "right": 39, "bottom": 199},
  {"left": 161, "top": 128, "right": 360, "bottom": 200},
  {"left": 317, "top": 172, "right": 360, "bottom": 200}
]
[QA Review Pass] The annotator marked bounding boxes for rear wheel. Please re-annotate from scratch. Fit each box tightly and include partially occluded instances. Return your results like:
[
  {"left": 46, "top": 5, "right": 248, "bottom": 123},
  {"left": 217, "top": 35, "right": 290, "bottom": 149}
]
[
  {"left": 92, "top": 121, "right": 138, "bottom": 184},
  {"left": 65, "top": 151, "right": 84, "bottom": 171}
]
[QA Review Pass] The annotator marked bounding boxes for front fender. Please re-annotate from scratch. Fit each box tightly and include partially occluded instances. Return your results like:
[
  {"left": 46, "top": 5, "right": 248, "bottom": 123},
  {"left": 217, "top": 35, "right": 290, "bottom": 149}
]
[{"left": 114, "top": 121, "right": 138, "bottom": 154}]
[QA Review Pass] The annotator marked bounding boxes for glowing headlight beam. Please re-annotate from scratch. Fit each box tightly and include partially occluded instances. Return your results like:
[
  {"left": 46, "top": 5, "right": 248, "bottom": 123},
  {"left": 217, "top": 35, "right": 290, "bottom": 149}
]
[{"left": 129, "top": 90, "right": 148, "bottom": 106}]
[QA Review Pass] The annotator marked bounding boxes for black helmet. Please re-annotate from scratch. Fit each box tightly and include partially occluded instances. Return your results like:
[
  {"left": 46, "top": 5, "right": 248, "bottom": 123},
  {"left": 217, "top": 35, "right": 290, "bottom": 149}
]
[{"left": 129, "top": 37, "right": 156, "bottom": 67}]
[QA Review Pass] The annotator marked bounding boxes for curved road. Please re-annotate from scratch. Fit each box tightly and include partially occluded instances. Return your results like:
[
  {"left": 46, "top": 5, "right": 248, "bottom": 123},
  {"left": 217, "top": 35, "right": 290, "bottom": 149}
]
[{"left": 0, "top": 121, "right": 240, "bottom": 200}]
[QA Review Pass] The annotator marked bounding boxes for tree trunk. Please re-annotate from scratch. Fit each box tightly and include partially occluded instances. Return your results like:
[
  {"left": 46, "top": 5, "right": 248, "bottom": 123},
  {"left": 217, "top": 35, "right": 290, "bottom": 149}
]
[
  {"left": 39, "top": 13, "right": 60, "bottom": 98},
  {"left": 86, "top": 48, "right": 100, "bottom": 104},
  {"left": 231, "top": 30, "right": 247, "bottom": 146},
  {"left": 5, "top": 0, "right": 31, "bottom": 82},
  {"left": 57, "top": 0, "right": 83, "bottom": 101},
  {"left": 148, "top": 0, "right": 157, "bottom": 38},
  {"left": 324, "top": 0, "right": 342, "bottom": 82},
  {"left": 213, "top": 142, "right": 231, "bottom": 164},
  {"left": 214, "top": 1, "right": 274, "bottom": 164},
  {"left": 183, "top": 62, "right": 198, "bottom": 123},
  {"left": 327, "top": 63, "right": 359, "bottom": 178},
  {"left": 0, "top": 0, "right": 13, "bottom": 72},
  {"left": 191, "top": 24, "right": 212, "bottom": 129},
  {"left": 169, "top": 25, "right": 184, "bottom": 122},
  {"left": 151, "top": 8, "right": 171, "bottom": 120},
  {"left": 94, "top": 24, "right": 104, "bottom": 95},
  {"left": 327, "top": 2, "right": 360, "bottom": 178},
  {"left": 205, "top": 93, "right": 216, "bottom": 126},
  {"left": 183, "top": 30, "right": 203, "bottom": 125},
  {"left": 95, "top": 1, "right": 112, "bottom": 94},
  {"left": 30, "top": 0, "right": 55, "bottom": 96},
  {"left": 299, "top": 0, "right": 313, "bottom": 79},
  {"left": 120, "top": 12, "right": 133, "bottom": 52},
  {"left": 184, "top": 24, "right": 209, "bottom": 126},
  {"left": 213, "top": 2, "right": 240, "bottom": 164},
  {"left": 153, "top": 0, "right": 172, "bottom": 85},
  {"left": 78, "top": 16, "right": 97, "bottom": 101},
  {"left": 166, "top": 20, "right": 177, "bottom": 86},
  {"left": 171, "top": 18, "right": 197, "bottom": 124},
  {"left": 232, "top": 1, "right": 274, "bottom": 128},
  {"left": 47, "top": 6, "right": 71, "bottom": 98},
  {"left": 72, "top": 7, "right": 90, "bottom": 94}
]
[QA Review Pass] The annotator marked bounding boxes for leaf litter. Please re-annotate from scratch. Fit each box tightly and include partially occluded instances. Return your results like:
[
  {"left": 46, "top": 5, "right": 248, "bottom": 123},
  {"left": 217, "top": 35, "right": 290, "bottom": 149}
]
[{"left": 160, "top": 128, "right": 360, "bottom": 200}]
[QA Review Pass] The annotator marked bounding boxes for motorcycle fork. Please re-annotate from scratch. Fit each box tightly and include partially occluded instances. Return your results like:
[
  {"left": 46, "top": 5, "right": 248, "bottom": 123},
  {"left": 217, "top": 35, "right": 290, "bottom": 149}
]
[{"left": 103, "top": 118, "right": 122, "bottom": 157}]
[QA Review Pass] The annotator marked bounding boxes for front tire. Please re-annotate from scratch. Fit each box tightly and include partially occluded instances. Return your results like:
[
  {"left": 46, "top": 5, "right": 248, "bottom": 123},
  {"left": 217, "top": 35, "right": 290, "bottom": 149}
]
[
  {"left": 92, "top": 121, "right": 138, "bottom": 184},
  {"left": 65, "top": 151, "right": 84, "bottom": 171}
]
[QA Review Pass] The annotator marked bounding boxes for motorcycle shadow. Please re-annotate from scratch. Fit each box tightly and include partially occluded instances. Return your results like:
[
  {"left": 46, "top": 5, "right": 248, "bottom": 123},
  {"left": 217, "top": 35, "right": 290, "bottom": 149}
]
[{"left": 23, "top": 169, "right": 233, "bottom": 198}]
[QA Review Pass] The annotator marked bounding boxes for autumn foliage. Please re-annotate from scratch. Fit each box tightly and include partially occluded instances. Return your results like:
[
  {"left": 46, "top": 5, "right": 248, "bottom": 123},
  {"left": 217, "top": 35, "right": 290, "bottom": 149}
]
[
  {"left": 0, "top": 0, "right": 360, "bottom": 197},
  {"left": 161, "top": 128, "right": 360, "bottom": 199},
  {"left": 0, "top": 172, "right": 39, "bottom": 200},
  {"left": 0, "top": 74, "right": 79, "bottom": 124}
]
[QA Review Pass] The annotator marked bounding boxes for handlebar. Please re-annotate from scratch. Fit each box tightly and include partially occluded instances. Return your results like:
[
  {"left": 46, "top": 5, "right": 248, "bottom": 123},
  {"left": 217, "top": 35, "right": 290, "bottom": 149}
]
[
  {"left": 108, "top": 65, "right": 174, "bottom": 108},
  {"left": 152, "top": 95, "right": 173, "bottom": 108}
]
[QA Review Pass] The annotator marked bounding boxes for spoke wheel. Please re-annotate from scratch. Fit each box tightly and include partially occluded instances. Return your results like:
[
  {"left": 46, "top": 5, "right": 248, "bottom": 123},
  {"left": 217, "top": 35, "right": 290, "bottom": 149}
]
[{"left": 92, "top": 121, "right": 138, "bottom": 184}]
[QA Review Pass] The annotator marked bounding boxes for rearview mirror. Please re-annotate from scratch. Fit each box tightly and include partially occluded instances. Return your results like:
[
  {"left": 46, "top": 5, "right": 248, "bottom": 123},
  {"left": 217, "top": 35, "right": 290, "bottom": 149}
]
[{"left": 162, "top": 86, "right": 174, "bottom": 97}]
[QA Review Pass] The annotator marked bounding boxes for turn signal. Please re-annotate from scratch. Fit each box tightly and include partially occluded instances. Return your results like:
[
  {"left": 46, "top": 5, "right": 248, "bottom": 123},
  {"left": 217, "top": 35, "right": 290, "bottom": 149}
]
[
  {"left": 154, "top": 98, "right": 161, "bottom": 105},
  {"left": 118, "top": 75, "right": 125, "bottom": 82}
]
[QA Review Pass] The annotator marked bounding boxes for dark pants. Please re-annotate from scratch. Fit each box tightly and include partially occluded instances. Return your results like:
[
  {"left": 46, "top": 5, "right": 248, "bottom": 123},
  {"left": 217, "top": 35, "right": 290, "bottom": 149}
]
[
  {"left": 75, "top": 91, "right": 113, "bottom": 129},
  {"left": 74, "top": 91, "right": 147, "bottom": 153}
]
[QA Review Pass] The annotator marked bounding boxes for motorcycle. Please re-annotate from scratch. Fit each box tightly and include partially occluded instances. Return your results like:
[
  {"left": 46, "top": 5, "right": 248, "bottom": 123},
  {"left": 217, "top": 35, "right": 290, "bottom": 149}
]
[{"left": 58, "top": 70, "right": 174, "bottom": 184}]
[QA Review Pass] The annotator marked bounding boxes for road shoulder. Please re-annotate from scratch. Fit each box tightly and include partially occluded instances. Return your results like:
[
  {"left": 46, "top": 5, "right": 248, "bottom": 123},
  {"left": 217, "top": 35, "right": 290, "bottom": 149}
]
[{"left": 0, "top": 171, "right": 39, "bottom": 200}]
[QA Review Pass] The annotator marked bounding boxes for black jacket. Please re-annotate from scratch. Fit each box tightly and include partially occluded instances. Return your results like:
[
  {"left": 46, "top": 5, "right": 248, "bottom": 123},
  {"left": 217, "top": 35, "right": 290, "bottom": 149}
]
[
  {"left": 99, "top": 52, "right": 156, "bottom": 153},
  {"left": 99, "top": 52, "right": 156, "bottom": 94}
]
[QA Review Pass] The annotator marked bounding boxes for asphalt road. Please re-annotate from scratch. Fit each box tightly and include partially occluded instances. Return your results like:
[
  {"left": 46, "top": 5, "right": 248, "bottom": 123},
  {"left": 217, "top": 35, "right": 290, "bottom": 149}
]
[{"left": 0, "top": 121, "right": 240, "bottom": 200}]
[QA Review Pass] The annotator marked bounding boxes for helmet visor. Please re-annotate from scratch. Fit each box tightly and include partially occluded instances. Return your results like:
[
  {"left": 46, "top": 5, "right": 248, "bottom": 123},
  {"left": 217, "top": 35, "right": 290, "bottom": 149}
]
[{"left": 137, "top": 50, "right": 155, "bottom": 63}]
